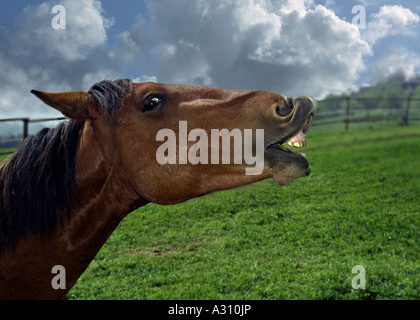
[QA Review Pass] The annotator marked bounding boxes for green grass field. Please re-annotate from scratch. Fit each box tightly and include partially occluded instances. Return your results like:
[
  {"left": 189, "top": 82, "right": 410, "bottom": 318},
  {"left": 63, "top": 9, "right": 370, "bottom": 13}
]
[{"left": 1, "top": 122, "right": 419, "bottom": 299}]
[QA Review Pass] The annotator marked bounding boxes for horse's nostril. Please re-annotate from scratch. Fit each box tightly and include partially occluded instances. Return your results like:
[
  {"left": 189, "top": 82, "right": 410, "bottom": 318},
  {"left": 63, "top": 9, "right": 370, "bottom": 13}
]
[{"left": 275, "top": 98, "right": 293, "bottom": 117}]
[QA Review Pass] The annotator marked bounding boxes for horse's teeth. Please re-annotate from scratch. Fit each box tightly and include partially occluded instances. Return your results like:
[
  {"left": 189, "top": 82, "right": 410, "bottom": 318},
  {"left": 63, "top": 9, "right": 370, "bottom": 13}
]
[{"left": 287, "top": 140, "right": 307, "bottom": 148}]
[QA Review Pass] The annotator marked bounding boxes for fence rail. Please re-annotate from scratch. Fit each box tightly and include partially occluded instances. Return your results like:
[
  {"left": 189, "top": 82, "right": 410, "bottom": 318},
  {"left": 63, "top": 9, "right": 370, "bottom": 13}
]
[
  {"left": 1, "top": 96, "right": 420, "bottom": 155},
  {"left": 313, "top": 96, "right": 420, "bottom": 130},
  {"left": 0, "top": 117, "right": 66, "bottom": 140},
  {"left": 0, "top": 117, "right": 66, "bottom": 155}
]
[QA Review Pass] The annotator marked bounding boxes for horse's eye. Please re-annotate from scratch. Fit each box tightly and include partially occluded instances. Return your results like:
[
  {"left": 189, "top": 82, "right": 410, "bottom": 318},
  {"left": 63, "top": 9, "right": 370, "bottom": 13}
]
[{"left": 143, "top": 94, "right": 166, "bottom": 112}]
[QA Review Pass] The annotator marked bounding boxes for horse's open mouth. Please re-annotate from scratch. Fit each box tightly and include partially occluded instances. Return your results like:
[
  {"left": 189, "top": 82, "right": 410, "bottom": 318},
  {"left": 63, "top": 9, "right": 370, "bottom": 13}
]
[
  {"left": 264, "top": 112, "right": 314, "bottom": 185},
  {"left": 266, "top": 113, "right": 314, "bottom": 157}
]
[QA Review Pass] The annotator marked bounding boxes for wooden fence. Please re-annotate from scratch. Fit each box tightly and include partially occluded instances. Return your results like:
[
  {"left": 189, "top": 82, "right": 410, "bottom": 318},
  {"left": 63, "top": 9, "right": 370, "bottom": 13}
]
[
  {"left": 1, "top": 96, "right": 420, "bottom": 155},
  {"left": 0, "top": 117, "right": 65, "bottom": 155},
  {"left": 314, "top": 96, "right": 420, "bottom": 130},
  {"left": 0, "top": 116, "right": 65, "bottom": 140}
]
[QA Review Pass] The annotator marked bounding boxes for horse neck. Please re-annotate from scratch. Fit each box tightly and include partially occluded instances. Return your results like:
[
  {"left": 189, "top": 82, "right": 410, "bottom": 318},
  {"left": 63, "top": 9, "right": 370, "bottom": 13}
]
[
  {"left": 0, "top": 123, "right": 148, "bottom": 299},
  {"left": 61, "top": 123, "right": 148, "bottom": 281}
]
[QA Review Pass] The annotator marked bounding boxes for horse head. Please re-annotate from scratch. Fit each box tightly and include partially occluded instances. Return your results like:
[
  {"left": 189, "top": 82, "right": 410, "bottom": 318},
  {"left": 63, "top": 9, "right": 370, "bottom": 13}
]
[{"left": 31, "top": 80, "right": 317, "bottom": 205}]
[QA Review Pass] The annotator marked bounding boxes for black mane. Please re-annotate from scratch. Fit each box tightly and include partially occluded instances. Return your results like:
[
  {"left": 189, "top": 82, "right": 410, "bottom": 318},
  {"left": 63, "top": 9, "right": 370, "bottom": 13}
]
[
  {"left": 88, "top": 79, "right": 132, "bottom": 122},
  {"left": 0, "top": 121, "right": 82, "bottom": 252},
  {"left": 0, "top": 79, "right": 133, "bottom": 252}
]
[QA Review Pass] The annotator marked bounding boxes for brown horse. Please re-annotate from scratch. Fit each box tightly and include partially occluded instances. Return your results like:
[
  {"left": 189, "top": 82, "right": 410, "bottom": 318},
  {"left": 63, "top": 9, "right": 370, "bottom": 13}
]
[{"left": 0, "top": 79, "right": 316, "bottom": 299}]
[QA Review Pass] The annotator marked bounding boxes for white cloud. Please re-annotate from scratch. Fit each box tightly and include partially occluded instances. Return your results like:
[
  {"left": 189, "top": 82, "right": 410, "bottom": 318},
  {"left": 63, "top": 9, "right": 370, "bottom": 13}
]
[
  {"left": 133, "top": 75, "right": 158, "bottom": 83},
  {"left": 142, "top": 0, "right": 371, "bottom": 98},
  {"left": 371, "top": 49, "right": 420, "bottom": 83},
  {"left": 0, "top": 0, "right": 118, "bottom": 118},
  {"left": 278, "top": 0, "right": 313, "bottom": 16},
  {"left": 11, "top": 0, "right": 113, "bottom": 61},
  {"left": 153, "top": 40, "right": 212, "bottom": 86},
  {"left": 364, "top": 5, "right": 420, "bottom": 44},
  {"left": 2, "top": 0, "right": 419, "bottom": 123}
]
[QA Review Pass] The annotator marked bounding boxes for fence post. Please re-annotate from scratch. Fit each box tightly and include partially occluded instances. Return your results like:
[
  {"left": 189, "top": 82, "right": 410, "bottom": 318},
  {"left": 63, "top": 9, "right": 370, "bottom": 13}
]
[
  {"left": 22, "top": 118, "right": 29, "bottom": 140},
  {"left": 403, "top": 97, "right": 411, "bottom": 126},
  {"left": 345, "top": 97, "right": 351, "bottom": 130}
]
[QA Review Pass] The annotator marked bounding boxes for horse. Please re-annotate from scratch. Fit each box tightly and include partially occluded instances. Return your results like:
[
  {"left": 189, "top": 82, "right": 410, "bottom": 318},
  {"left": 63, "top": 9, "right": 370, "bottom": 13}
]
[{"left": 0, "top": 79, "right": 316, "bottom": 299}]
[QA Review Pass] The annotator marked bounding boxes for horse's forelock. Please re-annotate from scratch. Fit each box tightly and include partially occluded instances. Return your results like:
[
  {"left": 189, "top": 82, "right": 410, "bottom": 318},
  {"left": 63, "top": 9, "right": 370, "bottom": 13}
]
[{"left": 88, "top": 79, "right": 133, "bottom": 121}]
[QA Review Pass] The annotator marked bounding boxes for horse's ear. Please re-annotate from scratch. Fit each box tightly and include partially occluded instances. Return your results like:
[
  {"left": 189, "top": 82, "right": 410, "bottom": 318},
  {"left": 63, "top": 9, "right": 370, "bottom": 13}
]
[{"left": 31, "top": 90, "right": 98, "bottom": 121}]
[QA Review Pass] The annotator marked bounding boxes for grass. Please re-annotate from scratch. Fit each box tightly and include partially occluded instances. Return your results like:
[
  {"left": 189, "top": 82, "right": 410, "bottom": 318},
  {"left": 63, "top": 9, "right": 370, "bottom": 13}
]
[{"left": 1, "top": 122, "right": 419, "bottom": 299}]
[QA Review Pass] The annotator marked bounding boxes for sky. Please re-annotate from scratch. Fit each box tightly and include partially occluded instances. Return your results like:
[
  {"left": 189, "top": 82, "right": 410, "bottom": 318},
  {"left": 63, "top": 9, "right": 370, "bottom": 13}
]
[{"left": 0, "top": 0, "right": 419, "bottom": 121}]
